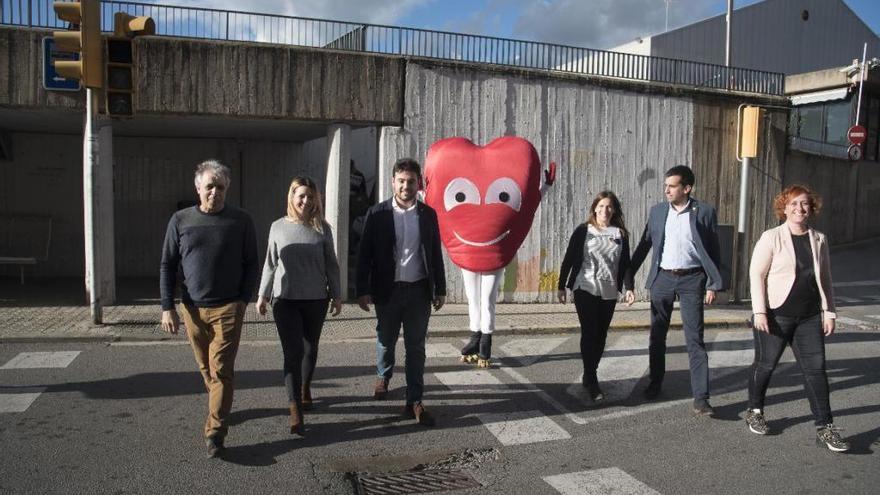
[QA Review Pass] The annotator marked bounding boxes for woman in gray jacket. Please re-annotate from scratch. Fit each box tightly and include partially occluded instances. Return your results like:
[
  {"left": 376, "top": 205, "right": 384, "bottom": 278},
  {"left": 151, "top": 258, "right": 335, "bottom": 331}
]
[{"left": 257, "top": 176, "right": 342, "bottom": 435}]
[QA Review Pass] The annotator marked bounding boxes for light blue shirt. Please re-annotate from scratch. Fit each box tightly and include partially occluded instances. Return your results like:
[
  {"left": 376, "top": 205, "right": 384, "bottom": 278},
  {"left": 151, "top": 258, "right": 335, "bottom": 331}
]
[{"left": 660, "top": 200, "right": 702, "bottom": 270}]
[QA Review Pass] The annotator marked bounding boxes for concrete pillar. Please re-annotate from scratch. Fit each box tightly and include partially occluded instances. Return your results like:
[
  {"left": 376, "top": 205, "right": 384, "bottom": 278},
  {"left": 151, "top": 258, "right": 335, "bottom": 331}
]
[
  {"left": 325, "top": 123, "right": 351, "bottom": 299},
  {"left": 378, "top": 126, "right": 411, "bottom": 202},
  {"left": 96, "top": 121, "right": 116, "bottom": 305}
]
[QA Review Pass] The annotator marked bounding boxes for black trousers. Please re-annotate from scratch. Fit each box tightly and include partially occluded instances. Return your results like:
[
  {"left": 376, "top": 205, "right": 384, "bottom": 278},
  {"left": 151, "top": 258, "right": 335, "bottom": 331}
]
[
  {"left": 573, "top": 289, "right": 617, "bottom": 380},
  {"left": 748, "top": 312, "right": 832, "bottom": 426},
  {"left": 272, "top": 298, "right": 328, "bottom": 403}
]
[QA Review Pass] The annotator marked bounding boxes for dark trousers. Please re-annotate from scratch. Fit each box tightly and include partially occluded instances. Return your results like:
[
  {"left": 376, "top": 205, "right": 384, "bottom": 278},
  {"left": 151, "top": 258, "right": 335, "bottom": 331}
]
[
  {"left": 748, "top": 312, "right": 832, "bottom": 426},
  {"left": 573, "top": 289, "right": 617, "bottom": 380},
  {"left": 272, "top": 298, "right": 328, "bottom": 403},
  {"left": 649, "top": 270, "right": 709, "bottom": 400},
  {"left": 375, "top": 281, "right": 432, "bottom": 405}
]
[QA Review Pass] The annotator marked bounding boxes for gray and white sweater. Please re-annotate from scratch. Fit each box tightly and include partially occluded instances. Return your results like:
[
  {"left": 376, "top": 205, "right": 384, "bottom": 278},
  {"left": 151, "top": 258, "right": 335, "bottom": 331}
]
[{"left": 258, "top": 218, "right": 341, "bottom": 301}]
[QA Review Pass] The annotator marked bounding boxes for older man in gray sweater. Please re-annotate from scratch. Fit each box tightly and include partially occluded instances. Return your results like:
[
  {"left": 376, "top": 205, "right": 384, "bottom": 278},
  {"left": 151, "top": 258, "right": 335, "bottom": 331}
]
[{"left": 159, "top": 159, "right": 258, "bottom": 459}]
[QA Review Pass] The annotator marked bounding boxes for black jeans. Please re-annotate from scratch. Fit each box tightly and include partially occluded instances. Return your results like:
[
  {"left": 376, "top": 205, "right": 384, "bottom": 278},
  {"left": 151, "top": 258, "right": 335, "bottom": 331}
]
[
  {"left": 649, "top": 270, "right": 709, "bottom": 400},
  {"left": 573, "top": 289, "right": 617, "bottom": 381},
  {"left": 272, "top": 298, "right": 329, "bottom": 403},
  {"left": 748, "top": 312, "right": 832, "bottom": 426}
]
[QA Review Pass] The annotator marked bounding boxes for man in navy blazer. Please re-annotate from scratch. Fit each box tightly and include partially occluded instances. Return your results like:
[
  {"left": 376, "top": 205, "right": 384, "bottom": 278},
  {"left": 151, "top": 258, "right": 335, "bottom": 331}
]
[
  {"left": 356, "top": 158, "right": 446, "bottom": 426},
  {"left": 629, "top": 165, "right": 723, "bottom": 416}
]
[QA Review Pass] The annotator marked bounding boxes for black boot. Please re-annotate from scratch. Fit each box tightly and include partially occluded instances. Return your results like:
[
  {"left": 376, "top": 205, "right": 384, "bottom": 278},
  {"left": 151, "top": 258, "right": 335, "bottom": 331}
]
[
  {"left": 477, "top": 333, "right": 492, "bottom": 368},
  {"left": 460, "top": 332, "right": 481, "bottom": 363}
]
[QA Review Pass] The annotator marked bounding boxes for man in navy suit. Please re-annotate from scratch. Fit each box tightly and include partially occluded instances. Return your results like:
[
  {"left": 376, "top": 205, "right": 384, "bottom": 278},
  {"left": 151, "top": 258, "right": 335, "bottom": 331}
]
[
  {"left": 356, "top": 158, "right": 446, "bottom": 426},
  {"left": 630, "top": 165, "right": 723, "bottom": 416}
]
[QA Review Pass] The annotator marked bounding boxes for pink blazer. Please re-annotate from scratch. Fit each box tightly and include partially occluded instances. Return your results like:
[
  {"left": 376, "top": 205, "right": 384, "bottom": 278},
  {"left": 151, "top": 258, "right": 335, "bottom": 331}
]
[{"left": 749, "top": 224, "right": 836, "bottom": 319}]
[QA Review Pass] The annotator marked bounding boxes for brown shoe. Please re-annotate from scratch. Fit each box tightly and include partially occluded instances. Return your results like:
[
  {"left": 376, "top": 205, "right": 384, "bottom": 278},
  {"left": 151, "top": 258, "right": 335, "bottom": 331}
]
[
  {"left": 289, "top": 401, "right": 304, "bottom": 436},
  {"left": 405, "top": 402, "right": 436, "bottom": 427},
  {"left": 301, "top": 383, "right": 313, "bottom": 411},
  {"left": 373, "top": 378, "right": 389, "bottom": 400}
]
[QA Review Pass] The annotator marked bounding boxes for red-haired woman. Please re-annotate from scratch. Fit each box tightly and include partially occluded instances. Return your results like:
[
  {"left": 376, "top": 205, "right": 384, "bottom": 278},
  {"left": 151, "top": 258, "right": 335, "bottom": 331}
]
[
  {"left": 558, "top": 190, "right": 635, "bottom": 402},
  {"left": 747, "top": 184, "right": 849, "bottom": 452}
]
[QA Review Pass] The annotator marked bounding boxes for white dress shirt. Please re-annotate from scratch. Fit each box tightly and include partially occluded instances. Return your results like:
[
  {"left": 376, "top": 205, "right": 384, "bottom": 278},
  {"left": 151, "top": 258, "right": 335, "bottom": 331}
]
[{"left": 660, "top": 200, "right": 702, "bottom": 270}]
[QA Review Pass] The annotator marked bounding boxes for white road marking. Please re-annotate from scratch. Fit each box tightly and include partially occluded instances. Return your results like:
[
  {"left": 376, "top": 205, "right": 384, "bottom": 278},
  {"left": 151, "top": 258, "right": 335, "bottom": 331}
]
[
  {"left": 566, "top": 334, "right": 647, "bottom": 402},
  {"left": 1, "top": 351, "right": 80, "bottom": 369},
  {"left": 836, "top": 316, "right": 875, "bottom": 328},
  {"left": 866, "top": 315, "right": 880, "bottom": 319},
  {"left": 425, "top": 343, "right": 461, "bottom": 358},
  {"left": 0, "top": 388, "right": 47, "bottom": 413},
  {"left": 833, "top": 279, "right": 880, "bottom": 288},
  {"left": 477, "top": 410, "right": 571, "bottom": 445},
  {"left": 500, "top": 337, "right": 568, "bottom": 365},
  {"left": 544, "top": 467, "right": 661, "bottom": 495},
  {"left": 434, "top": 369, "right": 505, "bottom": 394},
  {"left": 835, "top": 296, "right": 862, "bottom": 303},
  {"left": 709, "top": 331, "right": 754, "bottom": 380}
]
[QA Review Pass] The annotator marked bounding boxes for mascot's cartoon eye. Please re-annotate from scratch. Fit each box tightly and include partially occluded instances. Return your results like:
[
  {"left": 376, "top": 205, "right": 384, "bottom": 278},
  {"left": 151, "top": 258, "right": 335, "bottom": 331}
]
[
  {"left": 485, "top": 177, "right": 522, "bottom": 211},
  {"left": 444, "top": 178, "right": 480, "bottom": 211}
]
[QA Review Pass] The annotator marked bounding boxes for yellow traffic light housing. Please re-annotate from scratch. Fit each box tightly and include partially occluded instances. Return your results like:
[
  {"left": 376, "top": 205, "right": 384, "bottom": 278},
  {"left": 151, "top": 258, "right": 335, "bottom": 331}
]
[
  {"left": 52, "top": 0, "right": 103, "bottom": 89},
  {"left": 739, "top": 106, "right": 763, "bottom": 158},
  {"left": 104, "top": 13, "right": 155, "bottom": 116},
  {"left": 113, "top": 12, "right": 156, "bottom": 37}
]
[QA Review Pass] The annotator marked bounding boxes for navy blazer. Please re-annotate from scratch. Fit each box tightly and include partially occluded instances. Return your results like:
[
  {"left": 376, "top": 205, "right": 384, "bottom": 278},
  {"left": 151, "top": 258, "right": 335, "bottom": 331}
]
[
  {"left": 355, "top": 199, "right": 446, "bottom": 305},
  {"left": 629, "top": 198, "right": 724, "bottom": 291},
  {"left": 558, "top": 223, "right": 634, "bottom": 292}
]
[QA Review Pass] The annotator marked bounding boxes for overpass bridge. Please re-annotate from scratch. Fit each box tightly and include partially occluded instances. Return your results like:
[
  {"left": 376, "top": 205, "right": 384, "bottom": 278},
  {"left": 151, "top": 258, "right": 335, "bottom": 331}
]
[{"left": 0, "top": 0, "right": 789, "bottom": 305}]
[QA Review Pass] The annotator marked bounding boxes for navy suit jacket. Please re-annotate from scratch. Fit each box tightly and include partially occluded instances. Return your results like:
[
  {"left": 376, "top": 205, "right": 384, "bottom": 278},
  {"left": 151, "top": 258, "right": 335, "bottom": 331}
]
[
  {"left": 355, "top": 199, "right": 446, "bottom": 305},
  {"left": 629, "top": 198, "right": 724, "bottom": 291}
]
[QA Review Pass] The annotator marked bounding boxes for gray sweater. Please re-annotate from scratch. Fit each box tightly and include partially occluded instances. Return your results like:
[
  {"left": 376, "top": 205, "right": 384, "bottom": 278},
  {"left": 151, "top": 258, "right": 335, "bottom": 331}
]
[
  {"left": 258, "top": 218, "right": 341, "bottom": 301},
  {"left": 160, "top": 205, "right": 258, "bottom": 311}
]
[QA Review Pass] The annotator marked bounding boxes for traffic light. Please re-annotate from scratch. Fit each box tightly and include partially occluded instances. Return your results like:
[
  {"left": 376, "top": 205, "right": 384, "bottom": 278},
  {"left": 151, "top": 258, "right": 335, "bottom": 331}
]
[
  {"left": 52, "top": 0, "right": 103, "bottom": 89},
  {"left": 105, "top": 12, "right": 155, "bottom": 116}
]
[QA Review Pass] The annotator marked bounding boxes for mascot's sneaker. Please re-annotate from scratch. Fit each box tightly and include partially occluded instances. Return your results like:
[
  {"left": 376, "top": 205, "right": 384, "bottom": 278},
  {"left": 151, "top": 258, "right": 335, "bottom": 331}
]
[
  {"left": 476, "top": 358, "right": 492, "bottom": 368},
  {"left": 460, "top": 354, "right": 479, "bottom": 364}
]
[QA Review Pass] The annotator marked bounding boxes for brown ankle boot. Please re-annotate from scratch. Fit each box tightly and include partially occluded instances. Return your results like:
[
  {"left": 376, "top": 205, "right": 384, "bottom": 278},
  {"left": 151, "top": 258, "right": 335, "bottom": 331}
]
[
  {"left": 289, "top": 401, "right": 304, "bottom": 436},
  {"left": 301, "top": 383, "right": 313, "bottom": 411}
]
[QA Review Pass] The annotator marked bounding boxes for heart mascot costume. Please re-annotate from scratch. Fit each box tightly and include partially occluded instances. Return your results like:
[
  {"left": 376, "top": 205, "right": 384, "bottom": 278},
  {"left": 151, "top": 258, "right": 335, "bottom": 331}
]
[{"left": 424, "top": 136, "right": 555, "bottom": 367}]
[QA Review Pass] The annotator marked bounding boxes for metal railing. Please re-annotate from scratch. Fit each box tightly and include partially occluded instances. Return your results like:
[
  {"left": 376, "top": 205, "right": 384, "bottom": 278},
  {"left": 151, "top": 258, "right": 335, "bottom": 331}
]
[{"left": 2, "top": 0, "right": 785, "bottom": 96}]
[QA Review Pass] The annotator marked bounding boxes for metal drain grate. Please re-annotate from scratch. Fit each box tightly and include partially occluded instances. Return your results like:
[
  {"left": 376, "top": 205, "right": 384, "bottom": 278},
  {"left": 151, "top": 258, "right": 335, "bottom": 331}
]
[{"left": 355, "top": 470, "right": 481, "bottom": 495}]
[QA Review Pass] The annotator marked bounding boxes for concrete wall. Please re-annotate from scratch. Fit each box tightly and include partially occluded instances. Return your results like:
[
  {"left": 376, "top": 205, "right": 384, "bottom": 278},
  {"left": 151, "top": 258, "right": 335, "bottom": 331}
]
[
  {"left": 0, "top": 28, "right": 83, "bottom": 111},
  {"left": 783, "top": 151, "right": 880, "bottom": 244},
  {"left": 0, "top": 131, "right": 328, "bottom": 279},
  {"left": 381, "top": 61, "right": 786, "bottom": 302}
]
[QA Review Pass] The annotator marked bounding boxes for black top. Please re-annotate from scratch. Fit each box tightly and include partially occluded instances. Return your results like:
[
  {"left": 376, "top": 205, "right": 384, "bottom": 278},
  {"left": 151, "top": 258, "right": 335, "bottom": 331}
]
[
  {"left": 775, "top": 232, "right": 821, "bottom": 318},
  {"left": 159, "top": 206, "right": 259, "bottom": 311},
  {"left": 355, "top": 199, "right": 446, "bottom": 305}
]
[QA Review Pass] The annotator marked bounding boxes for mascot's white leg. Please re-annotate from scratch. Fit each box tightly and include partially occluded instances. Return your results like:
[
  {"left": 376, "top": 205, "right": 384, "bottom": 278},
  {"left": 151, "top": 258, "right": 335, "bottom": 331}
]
[
  {"left": 460, "top": 268, "right": 503, "bottom": 367},
  {"left": 460, "top": 268, "right": 483, "bottom": 362}
]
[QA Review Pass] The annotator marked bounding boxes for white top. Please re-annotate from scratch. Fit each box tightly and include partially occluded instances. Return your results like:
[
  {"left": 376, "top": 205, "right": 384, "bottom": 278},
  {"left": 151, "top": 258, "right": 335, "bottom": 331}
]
[
  {"left": 573, "top": 225, "right": 623, "bottom": 300},
  {"left": 660, "top": 200, "right": 701, "bottom": 270},
  {"left": 392, "top": 199, "right": 427, "bottom": 282}
]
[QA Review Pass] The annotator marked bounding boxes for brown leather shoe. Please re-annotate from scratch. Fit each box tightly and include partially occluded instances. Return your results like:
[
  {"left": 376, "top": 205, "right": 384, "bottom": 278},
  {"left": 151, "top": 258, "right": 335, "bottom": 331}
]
[
  {"left": 301, "top": 383, "right": 313, "bottom": 411},
  {"left": 405, "top": 402, "right": 435, "bottom": 427},
  {"left": 289, "top": 401, "right": 304, "bottom": 435},
  {"left": 373, "top": 378, "right": 389, "bottom": 400}
]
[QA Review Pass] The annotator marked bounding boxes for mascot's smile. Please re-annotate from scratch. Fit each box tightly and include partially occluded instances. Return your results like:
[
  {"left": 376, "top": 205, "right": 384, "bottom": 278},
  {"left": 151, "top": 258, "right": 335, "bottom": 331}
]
[{"left": 453, "top": 230, "right": 510, "bottom": 247}]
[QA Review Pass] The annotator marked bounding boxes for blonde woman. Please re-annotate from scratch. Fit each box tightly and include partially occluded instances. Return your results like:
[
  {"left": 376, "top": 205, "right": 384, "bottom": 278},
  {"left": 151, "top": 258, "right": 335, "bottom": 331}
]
[
  {"left": 747, "top": 184, "right": 848, "bottom": 452},
  {"left": 257, "top": 176, "right": 342, "bottom": 435}
]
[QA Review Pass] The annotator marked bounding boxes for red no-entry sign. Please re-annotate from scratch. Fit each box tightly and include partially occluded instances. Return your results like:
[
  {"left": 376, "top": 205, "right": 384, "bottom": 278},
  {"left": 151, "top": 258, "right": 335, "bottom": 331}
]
[{"left": 847, "top": 125, "right": 867, "bottom": 145}]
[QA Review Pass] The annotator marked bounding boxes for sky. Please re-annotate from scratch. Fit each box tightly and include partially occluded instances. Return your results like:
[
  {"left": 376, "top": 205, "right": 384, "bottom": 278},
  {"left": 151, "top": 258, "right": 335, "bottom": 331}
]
[{"left": 163, "top": 0, "right": 880, "bottom": 51}]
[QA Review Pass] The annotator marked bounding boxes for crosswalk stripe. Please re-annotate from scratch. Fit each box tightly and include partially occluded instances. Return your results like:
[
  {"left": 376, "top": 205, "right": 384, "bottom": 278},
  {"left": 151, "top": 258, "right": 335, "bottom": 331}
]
[
  {"left": 544, "top": 467, "right": 661, "bottom": 495},
  {"left": 709, "top": 331, "right": 754, "bottom": 380},
  {"left": 0, "top": 388, "right": 47, "bottom": 413},
  {"left": 832, "top": 279, "right": 880, "bottom": 287},
  {"left": 836, "top": 316, "right": 875, "bottom": 328},
  {"left": 434, "top": 369, "right": 504, "bottom": 394},
  {"left": 835, "top": 296, "right": 861, "bottom": 303},
  {"left": 500, "top": 337, "right": 568, "bottom": 366},
  {"left": 477, "top": 410, "right": 571, "bottom": 445},
  {"left": 0, "top": 351, "right": 81, "bottom": 369},
  {"left": 425, "top": 343, "right": 461, "bottom": 358}
]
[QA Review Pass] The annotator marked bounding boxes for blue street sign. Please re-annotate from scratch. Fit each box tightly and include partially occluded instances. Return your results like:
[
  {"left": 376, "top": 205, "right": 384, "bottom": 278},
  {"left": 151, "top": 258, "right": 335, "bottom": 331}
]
[{"left": 43, "top": 37, "right": 82, "bottom": 91}]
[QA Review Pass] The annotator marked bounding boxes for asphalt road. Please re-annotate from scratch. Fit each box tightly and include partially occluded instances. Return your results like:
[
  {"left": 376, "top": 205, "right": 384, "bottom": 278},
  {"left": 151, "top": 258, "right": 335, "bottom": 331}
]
[{"left": 1, "top": 323, "right": 878, "bottom": 494}]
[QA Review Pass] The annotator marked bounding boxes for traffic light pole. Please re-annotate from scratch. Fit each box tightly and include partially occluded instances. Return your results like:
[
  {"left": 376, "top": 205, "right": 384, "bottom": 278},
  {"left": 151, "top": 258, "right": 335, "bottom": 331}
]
[{"left": 84, "top": 88, "right": 103, "bottom": 324}]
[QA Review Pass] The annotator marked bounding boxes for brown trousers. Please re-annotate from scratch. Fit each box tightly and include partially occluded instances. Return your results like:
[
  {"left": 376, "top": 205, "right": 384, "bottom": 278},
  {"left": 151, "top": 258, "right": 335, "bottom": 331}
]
[{"left": 181, "top": 301, "right": 245, "bottom": 439}]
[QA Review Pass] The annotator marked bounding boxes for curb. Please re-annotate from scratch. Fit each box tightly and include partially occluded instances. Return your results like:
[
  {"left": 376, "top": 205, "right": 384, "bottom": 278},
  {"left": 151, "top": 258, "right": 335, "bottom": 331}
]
[{"left": 0, "top": 318, "right": 752, "bottom": 344}]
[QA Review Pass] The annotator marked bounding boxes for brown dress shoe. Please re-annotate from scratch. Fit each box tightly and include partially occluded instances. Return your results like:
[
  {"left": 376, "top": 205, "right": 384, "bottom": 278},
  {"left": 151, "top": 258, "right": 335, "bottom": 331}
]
[
  {"left": 373, "top": 378, "right": 389, "bottom": 400},
  {"left": 289, "top": 401, "right": 304, "bottom": 435},
  {"left": 301, "top": 383, "right": 313, "bottom": 411},
  {"left": 405, "top": 402, "right": 436, "bottom": 427}
]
